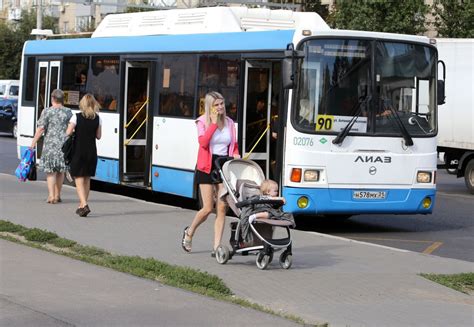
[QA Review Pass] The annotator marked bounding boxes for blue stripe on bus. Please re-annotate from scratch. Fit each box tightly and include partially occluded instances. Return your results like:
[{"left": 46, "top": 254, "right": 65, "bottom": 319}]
[
  {"left": 24, "top": 30, "right": 295, "bottom": 55},
  {"left": 282, "top": 186, "right": 436, "bottom": 215},
  {"left": 95, "top": 157, "right": 119, "bottom": 184},
  {"left": 152, "top": 166, "right": 194, "bottom": 198}
]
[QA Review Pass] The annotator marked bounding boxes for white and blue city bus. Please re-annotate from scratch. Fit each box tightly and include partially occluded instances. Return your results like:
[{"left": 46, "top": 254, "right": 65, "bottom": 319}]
[{"left": 17, "top": 7, "right": 441, "bottom": 217}]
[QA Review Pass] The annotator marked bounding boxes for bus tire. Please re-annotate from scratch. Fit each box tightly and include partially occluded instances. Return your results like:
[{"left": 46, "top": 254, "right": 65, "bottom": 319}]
[{"left": 464, "top": 159, "right": 474, "bottom": 194}]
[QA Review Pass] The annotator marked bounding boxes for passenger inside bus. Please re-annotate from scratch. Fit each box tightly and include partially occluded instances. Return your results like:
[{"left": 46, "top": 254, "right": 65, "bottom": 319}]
[
  {"left": 77, "top": 72, "right": 87, "bottom": 87},
  {"left": 246, "top": 94, "right": 267, "bottom": 151}
]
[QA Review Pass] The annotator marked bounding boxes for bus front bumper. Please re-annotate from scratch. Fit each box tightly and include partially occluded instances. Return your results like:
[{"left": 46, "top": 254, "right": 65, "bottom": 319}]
[{"left": 282, "top": 186, "right": 436, "bottom": 215}]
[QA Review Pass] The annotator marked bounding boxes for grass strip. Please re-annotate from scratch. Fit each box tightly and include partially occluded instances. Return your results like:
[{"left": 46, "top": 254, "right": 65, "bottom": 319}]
[
  {"left": 0, "top": 220, "right": 320, "bottom": 326},
  {"left": 420, "top": 273, "right": 474, "bottom": 295}
]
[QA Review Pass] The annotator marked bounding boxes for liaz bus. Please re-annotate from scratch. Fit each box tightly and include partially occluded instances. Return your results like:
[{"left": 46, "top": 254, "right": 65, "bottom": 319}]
[{"left": 17, "top": 7, "right": 443, "bottom": 218}]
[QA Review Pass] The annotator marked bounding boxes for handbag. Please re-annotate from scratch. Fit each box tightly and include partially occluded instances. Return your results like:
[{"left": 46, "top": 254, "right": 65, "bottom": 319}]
[
  {"left": 62, "top": 134, "right": 75, "bottom": 165},
  {"left": 27, "top": 156, "right": 37, "bottom": 181},
  {"left": 15, "top": 148, "right": 35, "bottom": 182}
]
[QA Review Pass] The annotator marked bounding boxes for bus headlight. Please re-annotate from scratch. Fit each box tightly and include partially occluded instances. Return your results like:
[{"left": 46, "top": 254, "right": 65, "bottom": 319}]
[
  {"left": 297, "top": 196, "right": 309, "bottom": 208},
  {"left": 304, "top": 169, "right": 320, "bottom": 182},
  {"left": 417, "top": 171, "right": 432, "bottom": 183}
]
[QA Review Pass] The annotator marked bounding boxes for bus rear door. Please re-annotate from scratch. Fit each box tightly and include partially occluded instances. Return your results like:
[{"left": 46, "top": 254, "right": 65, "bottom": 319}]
[
  {"left": 122, "top": 61, "right": 153, "bottom": 187},
  {"left": 243, "top": 61, "right": 272, "bottom": 177},
  {"left": 36, "top": 60, "right": 60, "bottom": 158}
]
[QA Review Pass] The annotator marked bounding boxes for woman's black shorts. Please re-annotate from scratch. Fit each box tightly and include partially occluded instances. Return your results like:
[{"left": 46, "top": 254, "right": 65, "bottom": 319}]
[{"left": 195, "top": 155, "right": 226, "bottom": 184}]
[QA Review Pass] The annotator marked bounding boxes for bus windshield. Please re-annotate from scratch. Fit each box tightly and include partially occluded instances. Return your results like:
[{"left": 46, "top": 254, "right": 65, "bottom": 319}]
[{"left": 294, "top": 38, "right": 437, "bottom": 137}]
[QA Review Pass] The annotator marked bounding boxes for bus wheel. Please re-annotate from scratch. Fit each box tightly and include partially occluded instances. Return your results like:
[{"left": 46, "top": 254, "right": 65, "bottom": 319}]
[{"left": 464, "top": 159, "right": 474, "bottom": 194}]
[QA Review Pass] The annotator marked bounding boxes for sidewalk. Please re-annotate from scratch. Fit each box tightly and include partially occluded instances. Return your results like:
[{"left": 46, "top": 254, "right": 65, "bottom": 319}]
[
  {"left": 0, "top": 239, "right": 298, "bottom": 327},
  {"left": 1, "top": 174, "right": 473, "bottom": 326}
]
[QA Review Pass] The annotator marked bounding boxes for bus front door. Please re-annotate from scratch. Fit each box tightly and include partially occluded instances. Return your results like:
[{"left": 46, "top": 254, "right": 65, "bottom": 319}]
[
  {"left": 123, "top": 62, "right": 152, "bottom": 186},
  {"left": 36, "top": 61, "right": 60, "bottom": 158},
  {"left": 243, "top": 61, "right": 272, "bottom": 177}
]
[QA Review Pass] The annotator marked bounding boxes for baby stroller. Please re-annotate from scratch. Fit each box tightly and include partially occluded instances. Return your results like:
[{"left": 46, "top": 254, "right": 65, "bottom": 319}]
[{"left": 214, "top": 158, "right": 294, "bottom": 270}]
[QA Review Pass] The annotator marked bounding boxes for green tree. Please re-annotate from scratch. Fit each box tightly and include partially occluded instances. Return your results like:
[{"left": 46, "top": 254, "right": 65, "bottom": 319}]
[
  {"left": 330, "top": 0, "right": 429, "bottom": 35},
  {"left": 0, "top": 9, "right": 57, "bottom": 79},
  {"left": 303, "top": 0, "right": 330, "bottom": 22},
  {"left": 432, "top": 0, "right": 474, "bottom": 38}
]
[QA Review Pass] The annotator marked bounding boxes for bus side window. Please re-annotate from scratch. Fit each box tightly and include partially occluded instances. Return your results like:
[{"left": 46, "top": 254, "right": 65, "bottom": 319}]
[
  {"left": 159, "top": 54, "right": 197, "bottom": 118},
  {"left": 197, "top": 55, "right": 240, "bottom": 120},
  {"left": 88, "top": 56, "right": 120, "bottom": 111},
  {"left": 62, "top": 56, "right": 90, "bottom": 108}
]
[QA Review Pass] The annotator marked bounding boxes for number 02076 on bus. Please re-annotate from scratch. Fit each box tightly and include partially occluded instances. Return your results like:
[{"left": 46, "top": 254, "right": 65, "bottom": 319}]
[{"left": 353, "top": 191, "right": 387, "bottom": 200}]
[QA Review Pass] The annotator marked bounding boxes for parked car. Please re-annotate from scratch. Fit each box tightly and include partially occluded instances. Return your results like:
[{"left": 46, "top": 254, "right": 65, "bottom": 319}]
[
  {"left": 0, "top": 98, "right": 18, "bottom": 138},
  {"left": 0, "top": 80, "right": 20, "bottom": 99}
]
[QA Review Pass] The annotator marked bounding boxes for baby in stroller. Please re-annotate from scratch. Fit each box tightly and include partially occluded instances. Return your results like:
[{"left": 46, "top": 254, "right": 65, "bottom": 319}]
[
  {"left": 246, "top": 179, "right": 294, "bottom": 224},
  {"left": 215, "top": 158, "right": 295, "bottom": 269},
  {"left": 240, "top": 179, "right": 295, "bottom": 247}
]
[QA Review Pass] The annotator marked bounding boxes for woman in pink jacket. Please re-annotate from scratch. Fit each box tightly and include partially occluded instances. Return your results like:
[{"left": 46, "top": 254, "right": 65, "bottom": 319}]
[{"left": 182, "top": 91, "right": 240, "bottom": 256}]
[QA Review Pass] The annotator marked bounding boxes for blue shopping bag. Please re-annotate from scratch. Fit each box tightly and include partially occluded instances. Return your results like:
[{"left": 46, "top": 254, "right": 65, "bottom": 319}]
[{"left": 15, "top": 148, "right": 35, "bottom": 182}]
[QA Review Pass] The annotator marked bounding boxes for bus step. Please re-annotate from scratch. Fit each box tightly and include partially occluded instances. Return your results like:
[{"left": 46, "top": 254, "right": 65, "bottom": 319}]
[{"left": 123, "top": 173, "right": 144, "bottom": 182}]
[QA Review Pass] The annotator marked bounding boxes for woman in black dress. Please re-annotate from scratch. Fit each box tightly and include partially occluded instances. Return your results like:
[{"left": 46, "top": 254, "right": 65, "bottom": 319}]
[{"left": 66, "top": 94, "right": 102, "bottom": 217}]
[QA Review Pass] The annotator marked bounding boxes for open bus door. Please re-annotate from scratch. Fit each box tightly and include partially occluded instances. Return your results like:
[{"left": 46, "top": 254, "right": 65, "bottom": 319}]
[
  {"left": 35, "top": 61, "right": 60, "bottom": 159},
  {"left": 243, "top": 61, "right": 272, "bottom": 177},
  {"left": 122, "top": 61, "right": 153, "bottom": 187}
]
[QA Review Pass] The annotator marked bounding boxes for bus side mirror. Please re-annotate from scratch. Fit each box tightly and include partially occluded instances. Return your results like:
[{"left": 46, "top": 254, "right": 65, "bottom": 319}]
[
  {"left": 282, "top": 58, "right": 294, "bottom": 89},
  {"left": 437, "top": 60, "right": 446, "bottom": 105},
  {"left": 437, "top": 80, "right": 445, "bottom": 105}
]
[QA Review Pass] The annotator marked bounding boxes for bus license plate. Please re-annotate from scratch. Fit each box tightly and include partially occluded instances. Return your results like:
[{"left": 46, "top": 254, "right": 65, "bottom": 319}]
[{"left": 353, "top": 191, "right": 387, "bottom": 200}]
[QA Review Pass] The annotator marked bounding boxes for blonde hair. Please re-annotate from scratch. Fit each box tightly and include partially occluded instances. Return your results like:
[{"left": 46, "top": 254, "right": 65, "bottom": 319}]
[
  {"left": 204, "top": 91, "right": 226, "bottom": 129},
  {"left": 79, "top": 93, "right": 100, "bottom": 119},
  {"left": 260, "top": 179, "right": 278, "bottom": 195}
]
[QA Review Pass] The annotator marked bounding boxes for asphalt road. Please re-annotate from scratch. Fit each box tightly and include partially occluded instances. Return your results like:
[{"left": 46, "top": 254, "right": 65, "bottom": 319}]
[{"left": 2, "top": 134, "right": 473, "bottom": 262}]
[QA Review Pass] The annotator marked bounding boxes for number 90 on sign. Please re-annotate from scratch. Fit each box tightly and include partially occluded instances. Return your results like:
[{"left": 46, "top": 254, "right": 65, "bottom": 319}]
[{"left": 316, "top": 115, "right": 334, "bottom": 131}]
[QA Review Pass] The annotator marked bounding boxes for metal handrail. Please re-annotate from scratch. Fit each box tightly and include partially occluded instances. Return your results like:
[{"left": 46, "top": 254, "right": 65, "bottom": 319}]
[
  {"left": 125, "top": 99, "right": 148, "bottom": 129},
  {"left": 125, "top": 114, "right": 148, "bottom": 146},
  {"left": 244, "top": 123, "right": 270, "bottom": 160},
  {"left": 124, "top": 98, "right": 148, "bottom": 146}
]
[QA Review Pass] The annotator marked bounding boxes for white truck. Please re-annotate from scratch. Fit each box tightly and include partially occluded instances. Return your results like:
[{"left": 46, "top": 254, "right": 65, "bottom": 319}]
[{"left": 436, "top": 38, "right": 474, "bottom": 193}]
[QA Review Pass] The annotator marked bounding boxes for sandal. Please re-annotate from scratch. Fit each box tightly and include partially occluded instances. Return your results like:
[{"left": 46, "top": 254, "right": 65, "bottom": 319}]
[
  {"left": 46, "top": 197, "right": 57, "bottom": 204},
  {"left": 77, "top": 205, "right": 91, "bottom": 217},
  {"left": 181, "top": 227, "right": 192, "bottom": 253}
]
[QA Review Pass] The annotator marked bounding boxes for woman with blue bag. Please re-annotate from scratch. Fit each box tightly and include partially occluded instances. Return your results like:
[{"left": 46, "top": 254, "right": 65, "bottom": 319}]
[{"left": 30, "top": 89, "right": 72, "bottom": 204}]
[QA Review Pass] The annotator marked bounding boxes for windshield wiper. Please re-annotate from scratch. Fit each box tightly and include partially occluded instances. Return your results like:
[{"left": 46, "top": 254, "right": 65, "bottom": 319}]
[
  {"left": 332, "top": 96, "right": 370, "bottom": 145},
  {"left": 385, "top": 105, "right": 414, "bottom": 146}
]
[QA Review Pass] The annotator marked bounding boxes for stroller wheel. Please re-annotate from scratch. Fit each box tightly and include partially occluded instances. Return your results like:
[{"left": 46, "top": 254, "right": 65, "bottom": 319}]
[
  {"left": 279, "top": 250, "right": 292, "bottom": 269},
  {"left": 256, "top": 251, "right": 271, "bottom": 270},
  {"left": 215, "top": 245, "right": 230, "bottom": 264}
]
